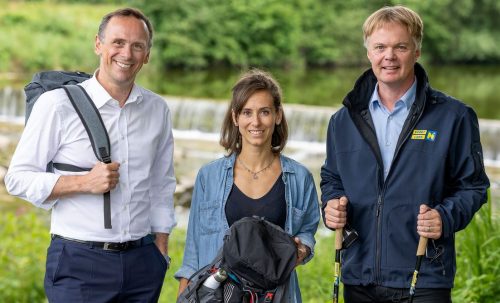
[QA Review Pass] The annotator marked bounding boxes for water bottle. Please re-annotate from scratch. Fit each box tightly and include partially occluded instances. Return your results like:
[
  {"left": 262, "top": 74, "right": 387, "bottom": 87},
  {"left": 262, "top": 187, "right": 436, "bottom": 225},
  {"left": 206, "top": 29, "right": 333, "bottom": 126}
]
[{"left": 202, "top": 268, "right": 228, "bottom": 289}]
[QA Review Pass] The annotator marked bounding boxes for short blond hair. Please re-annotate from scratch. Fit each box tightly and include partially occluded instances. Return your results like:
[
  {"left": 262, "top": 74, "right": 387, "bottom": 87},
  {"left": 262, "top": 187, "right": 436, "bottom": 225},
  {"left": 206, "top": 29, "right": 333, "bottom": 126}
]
[{"left": 363, "top": 5, "right": 423, "bottom": 50}]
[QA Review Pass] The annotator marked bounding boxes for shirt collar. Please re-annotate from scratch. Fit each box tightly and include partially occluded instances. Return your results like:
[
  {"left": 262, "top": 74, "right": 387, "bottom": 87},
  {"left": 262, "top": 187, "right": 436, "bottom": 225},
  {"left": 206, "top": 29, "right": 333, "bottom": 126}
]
[
  {"left": 87, "top": 70, "right": 144, "bottom": 109},
  {"left": 370, "top": 77, "right": 417, "bottom": 111}
]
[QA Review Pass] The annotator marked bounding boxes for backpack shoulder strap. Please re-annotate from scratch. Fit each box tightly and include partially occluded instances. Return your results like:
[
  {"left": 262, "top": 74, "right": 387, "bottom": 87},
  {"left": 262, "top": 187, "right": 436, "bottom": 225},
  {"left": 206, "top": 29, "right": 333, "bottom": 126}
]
[
  {"left": 62, "top": 84, "right": 112, "bottom": 229},
  {"left": 62, "top": 85, "right": 111, "bottom": 163}
]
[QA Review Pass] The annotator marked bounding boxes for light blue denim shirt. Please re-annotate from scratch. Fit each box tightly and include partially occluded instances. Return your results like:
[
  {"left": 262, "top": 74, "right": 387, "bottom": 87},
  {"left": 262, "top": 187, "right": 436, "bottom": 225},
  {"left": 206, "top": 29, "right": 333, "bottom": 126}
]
[{"left": 175, "top": 153, "right": 320, "bottom": 302}]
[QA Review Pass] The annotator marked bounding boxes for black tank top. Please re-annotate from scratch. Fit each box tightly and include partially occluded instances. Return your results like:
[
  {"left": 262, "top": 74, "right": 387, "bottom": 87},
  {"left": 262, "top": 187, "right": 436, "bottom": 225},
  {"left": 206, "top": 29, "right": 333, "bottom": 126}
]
[{"left": 225, "top": 174, "right": 286, "bottom": 228}]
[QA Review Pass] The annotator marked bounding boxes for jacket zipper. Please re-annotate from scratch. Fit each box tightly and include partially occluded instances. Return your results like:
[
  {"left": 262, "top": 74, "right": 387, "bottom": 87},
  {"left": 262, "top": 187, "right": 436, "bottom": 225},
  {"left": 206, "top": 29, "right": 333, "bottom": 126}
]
[
  {"left": 374, "top": 97, "right": 426, "bottom": 284},
  {"left": 375, "top": 193, "right": 383, "bottom": 284}
]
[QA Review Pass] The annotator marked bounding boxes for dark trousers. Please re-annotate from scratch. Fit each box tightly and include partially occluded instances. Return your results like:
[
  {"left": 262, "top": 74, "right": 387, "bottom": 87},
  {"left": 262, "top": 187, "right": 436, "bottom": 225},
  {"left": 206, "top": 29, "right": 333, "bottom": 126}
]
[
  {"left": 344, "top": 284, "right": 451, "bottom": 303},
  {"left": 44, "top": 236, "right": 168, "bottom": 303}
]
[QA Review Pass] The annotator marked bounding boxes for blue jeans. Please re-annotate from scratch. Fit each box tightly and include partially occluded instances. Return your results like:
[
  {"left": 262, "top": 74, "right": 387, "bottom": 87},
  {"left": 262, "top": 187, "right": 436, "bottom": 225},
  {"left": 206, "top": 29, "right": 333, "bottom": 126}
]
[
  {"left": 344, "top": 284, "right": 451, "bottom": 303},
  {"left": 44, "top": 236, "right": 168, "bottom": 303}
]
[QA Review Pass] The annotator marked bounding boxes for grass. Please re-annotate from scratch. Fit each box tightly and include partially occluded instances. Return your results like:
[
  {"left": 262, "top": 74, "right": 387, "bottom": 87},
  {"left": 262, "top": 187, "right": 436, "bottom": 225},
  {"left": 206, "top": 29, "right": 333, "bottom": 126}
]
[
  {"left": 0, "top": 196, "right": 498, "bottom": 303},
  {"left": 453, "top": 191, "right": 500, "bottom": 303},
  {"left": 0, "top": 206, "right": 338, "bottom": 303}
]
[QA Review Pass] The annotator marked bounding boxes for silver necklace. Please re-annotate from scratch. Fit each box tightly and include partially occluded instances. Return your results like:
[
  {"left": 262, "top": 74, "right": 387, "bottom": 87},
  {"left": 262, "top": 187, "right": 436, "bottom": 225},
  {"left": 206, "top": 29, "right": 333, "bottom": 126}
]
[{"left": 237, "top": 156, "right": 275, "bottom": 180}]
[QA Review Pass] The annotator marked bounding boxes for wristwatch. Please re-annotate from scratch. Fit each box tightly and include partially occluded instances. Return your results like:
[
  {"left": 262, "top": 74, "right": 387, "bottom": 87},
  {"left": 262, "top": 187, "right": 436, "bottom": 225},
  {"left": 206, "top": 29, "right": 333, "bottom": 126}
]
[{"left": 163, "top": 254, "right": 171, "bottom": 270}]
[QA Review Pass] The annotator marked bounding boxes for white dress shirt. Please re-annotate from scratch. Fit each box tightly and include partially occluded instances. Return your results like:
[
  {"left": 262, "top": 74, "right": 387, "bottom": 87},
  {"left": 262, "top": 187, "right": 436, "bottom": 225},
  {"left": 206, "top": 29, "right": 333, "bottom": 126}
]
[{"left": 5, "top": 76, "right": 176, "bottom": 242}]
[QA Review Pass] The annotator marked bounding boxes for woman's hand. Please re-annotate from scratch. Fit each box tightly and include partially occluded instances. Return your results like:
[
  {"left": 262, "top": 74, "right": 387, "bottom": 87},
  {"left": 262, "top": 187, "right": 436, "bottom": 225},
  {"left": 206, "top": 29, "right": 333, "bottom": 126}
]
[
  {"left": 294, "top": 237, "right": 310, "bottom": 267},
  {"left": 178, "top": 278, "right": 189, "bottom": 298}
]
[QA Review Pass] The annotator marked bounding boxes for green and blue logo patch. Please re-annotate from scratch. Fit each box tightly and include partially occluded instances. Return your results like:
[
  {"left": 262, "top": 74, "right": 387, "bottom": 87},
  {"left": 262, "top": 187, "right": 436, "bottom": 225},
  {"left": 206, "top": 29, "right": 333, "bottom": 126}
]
[{"left": 411, "top": 129, "right": 438, "bottom": 141}]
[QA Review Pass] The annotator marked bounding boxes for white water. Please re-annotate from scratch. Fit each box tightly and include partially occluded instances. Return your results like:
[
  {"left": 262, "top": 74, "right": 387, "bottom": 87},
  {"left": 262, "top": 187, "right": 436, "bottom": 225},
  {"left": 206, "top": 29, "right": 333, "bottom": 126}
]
[{"left": 1, "top": 89, "right": 499, "bottom": 167}]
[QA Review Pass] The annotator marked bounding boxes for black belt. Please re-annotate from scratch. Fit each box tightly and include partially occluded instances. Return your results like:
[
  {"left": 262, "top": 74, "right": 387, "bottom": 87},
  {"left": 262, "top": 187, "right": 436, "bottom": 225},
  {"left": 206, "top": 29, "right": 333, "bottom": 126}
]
[{"left": 51, "top": 234, "right": 154, "bottom": 251}]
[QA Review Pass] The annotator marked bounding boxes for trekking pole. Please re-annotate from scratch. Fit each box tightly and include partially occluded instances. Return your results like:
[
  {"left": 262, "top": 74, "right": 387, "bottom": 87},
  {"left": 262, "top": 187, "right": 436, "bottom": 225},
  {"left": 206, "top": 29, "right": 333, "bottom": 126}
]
[
  {"left": 333, "top": 226, "right": 343, "bottom": 303},
  {"left": 409, "top": 236, "right": 428, "bottom": 303}
]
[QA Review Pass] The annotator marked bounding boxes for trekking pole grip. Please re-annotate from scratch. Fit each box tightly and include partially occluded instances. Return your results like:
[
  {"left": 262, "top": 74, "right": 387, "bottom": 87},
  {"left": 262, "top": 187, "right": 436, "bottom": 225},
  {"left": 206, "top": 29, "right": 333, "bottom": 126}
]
[
  {"left": 416, "top": 236, "right": 428, "bottom": 256},
  {"left": 333, "top": 227, "right": 343, "bottom": 303},
  {"left": 335, "top": 227, "right": 343, "bottom": 250}
]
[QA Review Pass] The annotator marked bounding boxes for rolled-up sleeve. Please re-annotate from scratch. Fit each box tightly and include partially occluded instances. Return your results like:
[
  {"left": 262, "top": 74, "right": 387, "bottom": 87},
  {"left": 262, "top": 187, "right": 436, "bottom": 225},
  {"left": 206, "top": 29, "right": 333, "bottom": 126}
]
[
  {"left": 175, "top": 169, "right": 204, "bottom": 280},
  {"left": 295, "top": 172, "right": 320, "bottom": 264},
  {"left": 5, "top": 92, "right": 63, "bottom": 209}
]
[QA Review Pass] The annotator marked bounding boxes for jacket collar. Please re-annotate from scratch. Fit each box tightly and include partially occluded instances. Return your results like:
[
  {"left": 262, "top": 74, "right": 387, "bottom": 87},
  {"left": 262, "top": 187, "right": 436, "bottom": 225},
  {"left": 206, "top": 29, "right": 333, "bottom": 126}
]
[{"left": 343, "top": 62, "right": 430, "bottom": 114}]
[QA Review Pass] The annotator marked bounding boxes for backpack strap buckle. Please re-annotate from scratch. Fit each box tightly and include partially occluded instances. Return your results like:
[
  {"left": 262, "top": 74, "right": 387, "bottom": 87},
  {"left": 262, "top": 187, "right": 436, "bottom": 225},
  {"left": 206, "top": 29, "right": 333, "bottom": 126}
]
[{"left": 264, "top": 289, "right": 276, "bottom": 303}]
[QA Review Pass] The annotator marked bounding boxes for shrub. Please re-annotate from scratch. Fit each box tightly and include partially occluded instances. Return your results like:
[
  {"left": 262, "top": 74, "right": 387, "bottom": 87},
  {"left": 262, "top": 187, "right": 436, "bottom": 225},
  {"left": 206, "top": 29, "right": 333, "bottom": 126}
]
[
  {"left": 0, "top": 212, "right": 49, "bottom": 302},
  {"left": 0, "top": 200, "right": 497, "bottom": 302},
  {"left": 453, "top": 191, "right": 499, "bottom": 303}
]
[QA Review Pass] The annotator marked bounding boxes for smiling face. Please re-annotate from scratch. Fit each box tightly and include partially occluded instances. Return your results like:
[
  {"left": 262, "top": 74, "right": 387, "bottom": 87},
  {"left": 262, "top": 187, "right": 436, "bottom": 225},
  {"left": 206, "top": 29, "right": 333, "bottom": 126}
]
[
  {"left": 366, "top": 22, "right": 420, "bottom": 91},
  {"left": 232, "top": 90, "right": 282, "bottom": 151},
  {"left": 95, "top": 15, "right": 150, "bottom": 92}
]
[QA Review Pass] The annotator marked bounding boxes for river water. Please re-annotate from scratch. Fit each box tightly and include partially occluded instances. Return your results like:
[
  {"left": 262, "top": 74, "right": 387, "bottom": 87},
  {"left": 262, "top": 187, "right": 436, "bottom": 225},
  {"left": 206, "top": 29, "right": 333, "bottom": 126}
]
[{"left": 0, "top": 65, "right": 499, "bottom": 212}]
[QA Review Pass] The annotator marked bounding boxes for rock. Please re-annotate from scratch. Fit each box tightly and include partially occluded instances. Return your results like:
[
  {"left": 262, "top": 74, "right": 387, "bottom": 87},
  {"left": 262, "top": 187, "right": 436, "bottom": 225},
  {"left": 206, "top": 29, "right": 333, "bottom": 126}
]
[{"left": 174, "top": 177, "right": 195, "bottom": 208}]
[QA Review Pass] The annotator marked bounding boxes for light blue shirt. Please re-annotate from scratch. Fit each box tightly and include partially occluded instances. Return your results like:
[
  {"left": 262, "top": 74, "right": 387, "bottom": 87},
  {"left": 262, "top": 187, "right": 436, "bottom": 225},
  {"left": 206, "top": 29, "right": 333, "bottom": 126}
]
[
  {"left": 175, "top": 153, "right": 320, "bottom": 302},
  {"left": 369, "top": 79, "right": 417, "bottom": 179}
]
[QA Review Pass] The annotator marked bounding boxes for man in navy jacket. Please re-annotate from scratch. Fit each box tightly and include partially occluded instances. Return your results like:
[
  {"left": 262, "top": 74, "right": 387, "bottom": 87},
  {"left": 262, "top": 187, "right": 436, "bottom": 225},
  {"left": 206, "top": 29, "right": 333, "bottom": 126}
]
[{"left": 320, "top": 5, "right": 489, "bottom": 303}]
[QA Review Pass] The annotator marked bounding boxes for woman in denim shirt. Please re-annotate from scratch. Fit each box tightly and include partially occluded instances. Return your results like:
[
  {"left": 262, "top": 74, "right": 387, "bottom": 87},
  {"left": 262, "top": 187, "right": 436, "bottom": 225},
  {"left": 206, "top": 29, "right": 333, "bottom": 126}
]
[{"left": 175, "top": 69, "right": 320, "bottom": 302}]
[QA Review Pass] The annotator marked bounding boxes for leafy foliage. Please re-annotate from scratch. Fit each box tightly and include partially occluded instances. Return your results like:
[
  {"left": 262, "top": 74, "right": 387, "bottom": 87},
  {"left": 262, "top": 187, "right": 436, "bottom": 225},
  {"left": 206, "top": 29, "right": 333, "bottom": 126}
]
[
  {"left": 2, "top": 1, "right": 499, "bottom": 74},
  {"left": 141, "top": 0, "right": 303, "bottom": 69},
  {"left": 0, "top": 200, "right": 497, "bottom": 302},
  {"left": 133, "top": 0, "right": 500, "bottom": 68},
  {"left": 0, "top": 2, "right": 116, "bottom": 73},
  {"left": 453, "top": 191, "right": 500, "bottom": 303},
  {"left": 0, "top": 212, "right": 49, "bottom": 302}
]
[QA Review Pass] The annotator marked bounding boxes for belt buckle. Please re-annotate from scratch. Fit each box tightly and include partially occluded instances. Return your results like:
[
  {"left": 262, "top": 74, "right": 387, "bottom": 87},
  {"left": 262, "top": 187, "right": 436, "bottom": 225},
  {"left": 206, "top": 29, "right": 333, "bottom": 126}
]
[
  {"left": 103, "top": 242, "right": 120, "bottom": 251},
  {"left": 103, "top": 242, "right": 130, "bottom": 251}
]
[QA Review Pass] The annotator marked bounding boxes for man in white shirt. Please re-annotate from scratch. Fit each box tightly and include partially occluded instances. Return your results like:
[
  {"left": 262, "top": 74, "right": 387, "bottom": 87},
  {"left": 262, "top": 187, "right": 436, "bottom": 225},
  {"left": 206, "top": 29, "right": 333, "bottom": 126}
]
[{"left": 5, "top": 8, "right": 176, "bottom": 302}]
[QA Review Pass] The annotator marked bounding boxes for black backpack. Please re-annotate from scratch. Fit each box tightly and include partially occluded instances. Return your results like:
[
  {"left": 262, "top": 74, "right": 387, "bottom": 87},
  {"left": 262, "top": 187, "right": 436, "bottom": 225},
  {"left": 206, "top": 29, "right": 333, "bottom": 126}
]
[
  {"left": 177, "top": 216, "right": 297, "bottom": 303},
  {"left": 24, "top": 71, "right": 112, "bottom": 229}
]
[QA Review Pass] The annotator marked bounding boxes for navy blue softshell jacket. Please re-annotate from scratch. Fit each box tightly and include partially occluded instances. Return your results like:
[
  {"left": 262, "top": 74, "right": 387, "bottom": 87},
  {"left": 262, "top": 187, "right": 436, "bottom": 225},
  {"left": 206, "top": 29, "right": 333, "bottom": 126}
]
[{"left": 320, "top": 63, "right": 490, "bottom": 288}]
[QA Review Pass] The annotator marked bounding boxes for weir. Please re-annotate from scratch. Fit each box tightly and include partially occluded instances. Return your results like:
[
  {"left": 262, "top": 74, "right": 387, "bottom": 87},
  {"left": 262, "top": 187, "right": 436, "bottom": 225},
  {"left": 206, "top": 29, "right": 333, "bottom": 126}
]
[{"left": 1, "top": 88, "right": 499, "bottom": 167}]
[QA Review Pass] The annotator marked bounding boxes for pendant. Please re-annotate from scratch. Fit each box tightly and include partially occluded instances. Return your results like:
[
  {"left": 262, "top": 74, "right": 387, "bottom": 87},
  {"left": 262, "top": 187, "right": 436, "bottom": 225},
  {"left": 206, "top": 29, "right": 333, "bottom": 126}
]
[{"left": 252, "top": 174, "right": 258, "bottom": 180}]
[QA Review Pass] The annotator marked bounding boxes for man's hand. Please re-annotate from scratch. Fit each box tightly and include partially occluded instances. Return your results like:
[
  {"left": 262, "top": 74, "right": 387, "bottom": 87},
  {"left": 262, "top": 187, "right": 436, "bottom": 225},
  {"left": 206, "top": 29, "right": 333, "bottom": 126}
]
[
  {"left": 82, "top": 161, "right": 120, "bottom": 194},
  {"left": 324, "top": 196, "right": 348, "bottom": 229},
  {"left": 154, "top": 232, "right": 169, "bottom": 256},
  {"left": 47, "top": 161, "right": 120, "bottom": 200},
  {"left": 417, "top": 204, "right": 442, "bottom": 239}
]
